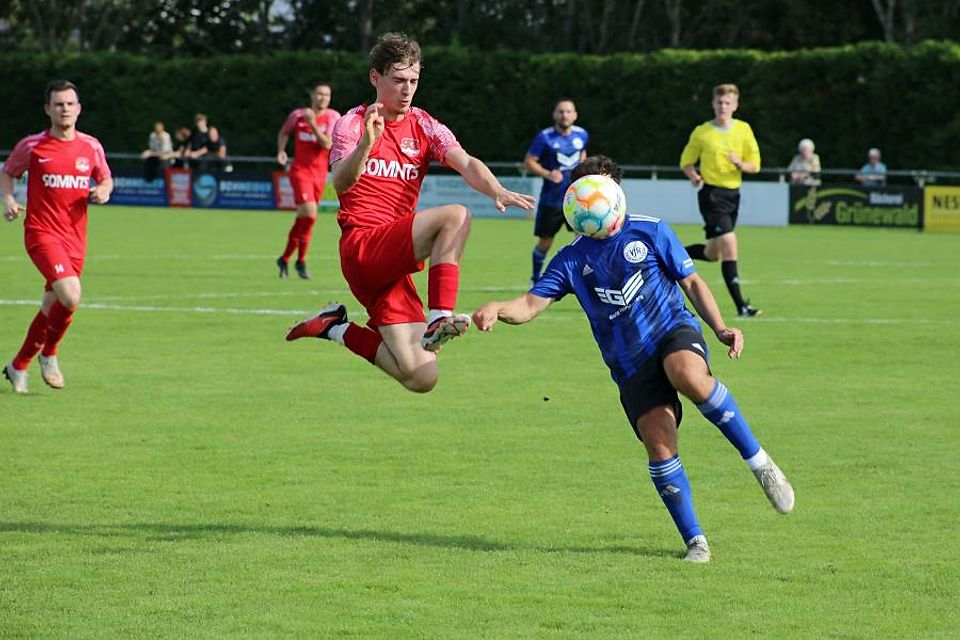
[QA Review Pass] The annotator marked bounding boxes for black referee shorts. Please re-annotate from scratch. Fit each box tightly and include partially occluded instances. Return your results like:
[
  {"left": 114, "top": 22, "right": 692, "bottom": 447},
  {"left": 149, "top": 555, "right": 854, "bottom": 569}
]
[
  {"left": 618, "top": 326, "right": 712, "bottom": 440},
  {"left": 697, "top": 184, "right": 741, "bottom": 239}
]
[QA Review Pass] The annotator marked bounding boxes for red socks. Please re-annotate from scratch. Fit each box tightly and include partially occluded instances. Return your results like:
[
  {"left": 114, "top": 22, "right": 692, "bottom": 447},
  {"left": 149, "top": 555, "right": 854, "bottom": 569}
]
[
  {"left": 282, "top": 216, "right": 317, "bottom": 262},
  {"left": 343, "top": 324, "right": 382, "bottom": 363},
  {"left": 12, "top": 311, "right": 48, "bottom": 370},
  {"left": 297, "top": 217, "right": 316, "bottom": 262},
  {"left": 11, "top": 302, "right": 76, "bottom": 370},
  {"left": 42, "top": 301, "right": 74, "bottom": 357},
  {"left": 428, "top": 263, "right": 459, "bottom": 311}
]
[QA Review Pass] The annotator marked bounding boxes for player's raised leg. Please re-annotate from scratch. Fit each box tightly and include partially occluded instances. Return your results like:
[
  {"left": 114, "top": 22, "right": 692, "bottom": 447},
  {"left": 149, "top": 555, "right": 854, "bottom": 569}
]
[
  {"left": 664, "top": 349, "right": 794, "bottom": 513},
  {"left": 286, "top": 303, "right": 439, "bottom": 393},
  {"left": 411, "top": 204, "right": 473, "bottom": 352}
]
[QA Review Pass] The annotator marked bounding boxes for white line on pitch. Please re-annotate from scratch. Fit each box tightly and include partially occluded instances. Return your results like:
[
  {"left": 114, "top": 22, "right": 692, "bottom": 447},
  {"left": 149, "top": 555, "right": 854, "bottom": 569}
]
[{"left": 0, "top": 298, "right": 956, "bottom": 325}]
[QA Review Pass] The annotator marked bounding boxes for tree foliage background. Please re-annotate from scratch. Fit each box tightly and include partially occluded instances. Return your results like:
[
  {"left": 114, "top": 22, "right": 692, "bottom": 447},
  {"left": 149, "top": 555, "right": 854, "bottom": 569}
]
[
  {"left": 2, "top": 0, "right": 959, "bottom": 55},
  {"left": 1, "top": 1, "right": 960, "bottom": 170}
]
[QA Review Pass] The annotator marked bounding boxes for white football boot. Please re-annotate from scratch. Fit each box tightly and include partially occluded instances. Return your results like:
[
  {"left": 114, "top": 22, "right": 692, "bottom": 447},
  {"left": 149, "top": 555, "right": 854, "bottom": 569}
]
[
  {"left": 683, "top": 535, "right": 711, "bottom": 563},
  {"left": 39, "top": 355, "right": 65, "bottom": 389},
  {"left": 3, "top": 363, "right": 29, "bottom": 394},
  {"left": 753, "top": 457, "right": 795, "bottom": 514}
]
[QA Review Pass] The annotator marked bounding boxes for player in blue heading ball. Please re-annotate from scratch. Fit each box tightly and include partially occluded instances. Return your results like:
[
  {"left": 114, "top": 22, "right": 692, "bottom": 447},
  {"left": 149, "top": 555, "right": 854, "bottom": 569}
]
[{"left": 473, "top": 155, "right": 794, "bottom": 563}]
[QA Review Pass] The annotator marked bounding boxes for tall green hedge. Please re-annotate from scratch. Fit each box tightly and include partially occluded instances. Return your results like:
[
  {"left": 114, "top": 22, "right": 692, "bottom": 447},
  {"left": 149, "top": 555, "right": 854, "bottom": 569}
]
[{"left": 2, "top": 41, "right": 959, "bottom": 170}]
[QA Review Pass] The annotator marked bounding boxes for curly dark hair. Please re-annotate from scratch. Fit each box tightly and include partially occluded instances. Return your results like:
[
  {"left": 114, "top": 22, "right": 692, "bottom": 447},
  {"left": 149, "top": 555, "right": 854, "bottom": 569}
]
[
  {"left": 571, "top": 155, "right": 623, "bottom": 184},
  {"left": 369, "top": 32, "right": 421, "bottom": 75}
]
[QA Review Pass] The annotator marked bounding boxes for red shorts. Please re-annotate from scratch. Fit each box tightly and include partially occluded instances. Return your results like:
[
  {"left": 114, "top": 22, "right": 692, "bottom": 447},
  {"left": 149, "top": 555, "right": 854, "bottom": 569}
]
[
  {"left": 339, "top": 216, "right": 426, "bottom": 327},
  {"left": 289, "top": 166, "right": 326, "bottom": 205},
  {"left": 26, "top": 235, "right": 84, "bottom": 291}
]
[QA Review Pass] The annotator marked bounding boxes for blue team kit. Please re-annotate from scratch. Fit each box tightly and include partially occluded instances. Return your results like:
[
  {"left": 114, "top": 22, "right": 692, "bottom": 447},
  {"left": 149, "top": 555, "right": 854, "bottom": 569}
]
[
  {"left": 530, "top": 214, "right": 700, "bottom": 385},
  {"left": 527, "top": 126, "right": 589, "bottom": 208}
]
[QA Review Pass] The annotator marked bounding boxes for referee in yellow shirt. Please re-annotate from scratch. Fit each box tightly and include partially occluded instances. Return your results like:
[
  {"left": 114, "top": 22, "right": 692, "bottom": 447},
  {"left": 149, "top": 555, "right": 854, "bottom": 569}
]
[{"left": 680, "top": 83, "right": 761, "bottom": 317}]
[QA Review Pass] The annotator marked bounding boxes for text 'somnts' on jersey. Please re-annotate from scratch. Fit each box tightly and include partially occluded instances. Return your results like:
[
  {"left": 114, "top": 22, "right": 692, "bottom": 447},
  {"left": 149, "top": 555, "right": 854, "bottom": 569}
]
[
  {"left": 329, "top": 106, "right": 462, "bottom": 230},
  {"left": 2, "top": 130, "right": 111, "bottom": 257},
  {"left": 526, "top": 126, "right": 588, "bottom": 207},
  {"left": 530, "top": 215, "right": 699, "bottom": 385},
  {"left": 280, "top": 107, "right": 341, "bottom": 173}
]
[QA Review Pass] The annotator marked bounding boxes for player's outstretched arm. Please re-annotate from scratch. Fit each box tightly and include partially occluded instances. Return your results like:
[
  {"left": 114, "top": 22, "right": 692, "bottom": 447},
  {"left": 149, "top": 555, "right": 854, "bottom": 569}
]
[
  {"left": 445, "top": 149, "right": 535, "bottom": 213},
  {"left": 679, "top": 273, "right": 744, "bottom": 359},
  {"left": 1, "top": 171, "right": 23, "bottom": 221},
  {"left": 473, "top": 293, "right": 552, "bottom": 331}
]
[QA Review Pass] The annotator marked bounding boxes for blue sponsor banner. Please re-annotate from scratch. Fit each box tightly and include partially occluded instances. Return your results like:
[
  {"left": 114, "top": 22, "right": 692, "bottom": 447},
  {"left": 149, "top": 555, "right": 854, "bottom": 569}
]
[
  {"left": 192, "top": 172, "right": 276, "bottom": 209},
  {"left": 109, "top": 172, "right": 168, "bottom": 206}
]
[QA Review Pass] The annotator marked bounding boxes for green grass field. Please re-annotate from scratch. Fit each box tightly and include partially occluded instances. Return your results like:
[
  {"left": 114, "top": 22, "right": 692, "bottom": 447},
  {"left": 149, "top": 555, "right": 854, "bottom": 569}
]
[{"left": 1, "top": 206, "right": 958, "bottom": 639}]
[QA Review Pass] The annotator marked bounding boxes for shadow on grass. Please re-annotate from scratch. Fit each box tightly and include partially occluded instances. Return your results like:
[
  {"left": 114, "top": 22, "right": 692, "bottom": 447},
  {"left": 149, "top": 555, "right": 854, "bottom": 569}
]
[{"left": 0, "top": 521, "right": 675, "bottom": 559}]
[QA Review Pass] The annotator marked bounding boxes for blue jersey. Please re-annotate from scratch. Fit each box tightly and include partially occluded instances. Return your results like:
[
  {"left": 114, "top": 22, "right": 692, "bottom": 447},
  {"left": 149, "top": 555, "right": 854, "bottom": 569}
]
[
  {"left": 530, "top": 215, "right": 700, "bottom": 386},
  {"left": 526, "top": 126, "right": 589, "bottom": 207}
]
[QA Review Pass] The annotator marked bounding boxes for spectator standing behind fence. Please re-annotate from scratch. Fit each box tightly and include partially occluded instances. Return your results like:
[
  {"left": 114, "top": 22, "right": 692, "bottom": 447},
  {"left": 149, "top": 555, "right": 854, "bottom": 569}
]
[
  {"left": 787, "top": 138, "right": 821, "bottom": 186},
  {"left": 172, "top": 126, "right": 191, "bottom": 168},
  {"left": 185, "top": 113, "right": 211, "bottom": 167},
  {"left": 206, "top": 126, "right": 230, "bottom": 173},
  {"left": 855, "top": 148, "right": 886, "bottom": 187},
  {"left": 140, "top": 121, "right": 173, "bottom": 181}
]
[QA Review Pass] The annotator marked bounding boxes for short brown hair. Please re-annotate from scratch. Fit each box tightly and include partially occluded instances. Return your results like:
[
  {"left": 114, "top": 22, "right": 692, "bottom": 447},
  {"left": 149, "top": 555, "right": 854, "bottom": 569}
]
[
  {"left": 571, "top": 155, "right": 623, "bottom": 184},
  {"left": 369, "top": 32, "right": 421, "bottom": 75},
  {"left": 45, "top": 80, "right": 79, "bottom": 103},
  {"left": 713, "top": 83, "right": 740, "bottom": 98}
]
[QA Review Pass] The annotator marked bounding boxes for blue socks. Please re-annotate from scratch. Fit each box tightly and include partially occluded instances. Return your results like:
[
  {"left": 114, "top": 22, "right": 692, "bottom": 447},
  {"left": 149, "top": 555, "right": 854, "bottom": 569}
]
[
  {"left": 697, "top": 380, "right": 762, "bottom": 460},
  {"left": 532, "top": 246, "right": 547, "bottom": 282},
  {"left": 649, "top": 456, "right": 703, "bottom": 543}
]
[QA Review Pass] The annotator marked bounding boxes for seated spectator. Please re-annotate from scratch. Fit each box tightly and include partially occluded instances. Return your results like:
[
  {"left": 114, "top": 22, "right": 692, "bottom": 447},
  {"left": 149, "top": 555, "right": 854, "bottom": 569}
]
[
  {"left": 855, "top": 148, "right": 887, "bottom": 187},
  {"left": 787, "top": 138, "right": 821, "bottom": 186}
]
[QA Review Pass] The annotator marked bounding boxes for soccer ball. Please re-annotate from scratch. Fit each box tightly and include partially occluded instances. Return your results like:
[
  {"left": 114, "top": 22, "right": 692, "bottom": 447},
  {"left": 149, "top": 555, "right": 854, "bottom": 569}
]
[{"left": 562, "top": 174, "right": 627, "bottom": 239}]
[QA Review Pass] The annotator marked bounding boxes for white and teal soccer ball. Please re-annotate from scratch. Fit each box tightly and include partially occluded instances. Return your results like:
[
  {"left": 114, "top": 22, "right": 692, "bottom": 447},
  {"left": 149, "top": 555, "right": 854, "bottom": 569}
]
[{"left": 562, "top": 174, "right": 627, "bottom": 239}]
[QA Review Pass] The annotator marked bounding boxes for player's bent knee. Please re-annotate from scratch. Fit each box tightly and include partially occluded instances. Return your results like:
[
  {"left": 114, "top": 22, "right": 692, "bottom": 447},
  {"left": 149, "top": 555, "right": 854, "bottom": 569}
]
[
  {"left": 402, "top": 372, "right": 438, "bottom": 393},
  {"left": 673, "top": 369, "right": 713, "bottom": 403},
  {"left": 445, "top": 204, "right": 471, "bottom": 229}
]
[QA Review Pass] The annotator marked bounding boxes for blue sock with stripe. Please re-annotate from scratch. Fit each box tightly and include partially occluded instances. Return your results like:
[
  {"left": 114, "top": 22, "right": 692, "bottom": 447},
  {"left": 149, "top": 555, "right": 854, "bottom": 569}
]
[
  {"left": 532, "top": 246, "right": 547, "bottom": 282},
  {"left": 697, "top": 380, "right": 762, "bottom": 460},
  {"left": 648, "top": 456, "right": 703, "bottom": 543}
]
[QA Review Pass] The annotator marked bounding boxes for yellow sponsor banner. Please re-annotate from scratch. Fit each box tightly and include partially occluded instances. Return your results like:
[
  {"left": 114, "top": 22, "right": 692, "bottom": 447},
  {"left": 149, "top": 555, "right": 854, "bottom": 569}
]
[{"left": 924, "top": 186, "right": 960, "bottom": 232}]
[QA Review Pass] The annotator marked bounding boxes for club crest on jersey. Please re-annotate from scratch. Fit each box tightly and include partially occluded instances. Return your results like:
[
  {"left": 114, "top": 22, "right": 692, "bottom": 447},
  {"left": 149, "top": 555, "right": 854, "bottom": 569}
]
[
  {"left": 572, "top": 137, "right": 584, "bottom": 150},
  {"left": 75, "top": 157, "right": 90, "bottom": 172},
  {"left": 400, "top": 137, "right": 420, "bottom": 157},
  {"left": 623, "top": 241, "right": 648, "bottom": 264}
]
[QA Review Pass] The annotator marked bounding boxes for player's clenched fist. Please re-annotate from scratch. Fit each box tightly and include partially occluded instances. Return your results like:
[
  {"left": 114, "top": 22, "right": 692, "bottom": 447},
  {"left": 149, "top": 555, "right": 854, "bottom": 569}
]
[{"left": 4, "top": 197, "right": 22, "bottom": 221}]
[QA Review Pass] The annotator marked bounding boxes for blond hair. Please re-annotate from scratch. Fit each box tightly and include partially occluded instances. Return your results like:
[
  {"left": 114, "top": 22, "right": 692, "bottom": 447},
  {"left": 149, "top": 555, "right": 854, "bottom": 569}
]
[{"left": 712, "top": 83, "right": 740, "bottom": 98}]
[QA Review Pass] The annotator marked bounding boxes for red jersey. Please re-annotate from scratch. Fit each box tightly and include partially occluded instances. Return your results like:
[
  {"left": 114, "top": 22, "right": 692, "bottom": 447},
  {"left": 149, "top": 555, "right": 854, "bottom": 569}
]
[
  {"left": 2, "top": 130, "right": 111, "bottom": 256},
  {"left": 280, "top": 107, "right": 341, "bottom": 173},
  {"left": 330, "top": 106, "right": 462, "bottom": 230}
]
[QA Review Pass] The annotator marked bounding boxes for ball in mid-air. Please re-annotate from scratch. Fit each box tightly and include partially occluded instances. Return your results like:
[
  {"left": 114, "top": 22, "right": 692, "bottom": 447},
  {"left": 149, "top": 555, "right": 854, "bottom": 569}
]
[{"left": 562, "top": 174, "right": 626, "bottom": 239}]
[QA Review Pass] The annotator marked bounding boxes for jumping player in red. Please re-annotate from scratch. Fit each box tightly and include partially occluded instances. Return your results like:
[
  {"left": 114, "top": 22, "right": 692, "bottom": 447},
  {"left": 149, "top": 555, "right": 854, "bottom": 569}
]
[
  {"left": 2, "top": 80, "right": 113, "bottom": 394},
  {"left": 286, "top": 33, "right": 535, "bottom": 392},
  {"left": 275, "top": 83, "right": 341, "bottom": 280}
]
